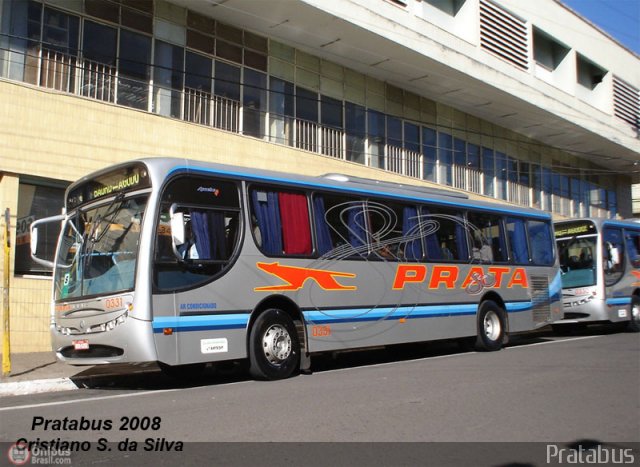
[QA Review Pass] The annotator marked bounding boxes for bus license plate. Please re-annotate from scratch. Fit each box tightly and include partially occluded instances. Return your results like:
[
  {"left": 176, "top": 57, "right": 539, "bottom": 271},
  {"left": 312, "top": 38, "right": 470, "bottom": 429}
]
[{"left": 73, "top": 339, "right": 89, "bottom": 350}]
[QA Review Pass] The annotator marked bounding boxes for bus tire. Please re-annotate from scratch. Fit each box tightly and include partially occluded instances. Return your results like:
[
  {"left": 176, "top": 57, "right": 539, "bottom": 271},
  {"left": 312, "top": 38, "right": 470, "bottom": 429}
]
[
  {"left": 248, "top": 309, "right": 300, "bottom": 380},
  {"left": 627, "top": 296, "right": 640, "bottom": 333},
  {"left": 475, "top": 300, "right": 506, "bottom": 351}
]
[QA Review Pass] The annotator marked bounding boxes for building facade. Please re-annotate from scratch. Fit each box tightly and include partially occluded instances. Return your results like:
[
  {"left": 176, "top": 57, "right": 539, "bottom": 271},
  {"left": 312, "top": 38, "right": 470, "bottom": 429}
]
[{"left": 1, "top": 0, "right": 639, "bottom": 352}]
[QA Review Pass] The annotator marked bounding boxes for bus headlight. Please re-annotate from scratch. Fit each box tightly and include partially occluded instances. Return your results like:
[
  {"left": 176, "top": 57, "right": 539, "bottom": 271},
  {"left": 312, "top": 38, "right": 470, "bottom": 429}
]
[
  {"left": 56, "top": 311, "right": 128, "bottom": 335},
  {"left": 569, "top": 294, "right": 594, "bottom": 308}
]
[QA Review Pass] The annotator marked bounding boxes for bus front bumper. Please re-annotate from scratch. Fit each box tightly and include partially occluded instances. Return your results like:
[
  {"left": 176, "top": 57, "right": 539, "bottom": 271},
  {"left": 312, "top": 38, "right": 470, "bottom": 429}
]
[
  {"left": 51, "top": 316, "right": 158, "bottom": 365},
  {"left": 555, "top": 296, "right": 631, "bottom": 324}
]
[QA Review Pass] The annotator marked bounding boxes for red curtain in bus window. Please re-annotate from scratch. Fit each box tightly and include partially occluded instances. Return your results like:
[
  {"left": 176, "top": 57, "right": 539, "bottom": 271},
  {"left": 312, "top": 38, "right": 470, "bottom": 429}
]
[{"left": 278, "top": 192, "right": 312, "bottom": 255}]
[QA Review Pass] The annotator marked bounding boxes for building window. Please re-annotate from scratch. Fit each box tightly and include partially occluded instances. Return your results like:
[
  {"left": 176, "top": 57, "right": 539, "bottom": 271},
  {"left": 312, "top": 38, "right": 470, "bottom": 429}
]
[
  {"left": 482, "top": 147, "right": 495, "bottom": 197},
  {"left": 608, "top": 190, "right": 617, "bottom": 218},
  {"left": 214, "top": 60, "right": 240, "bottom": 131},
  {"left": 437, "top": 132, "right": 453, "bottom": 186},
  {"left": 243, "top": 68, "right": 267, "bottom": 138},
  {"left": 118, "top": 29, "right": 151, "bottom": 110},
  {"left": 577, "top": 54, "right": 606, "bottom": 90},
  {"left": 533, "top": 27, "right": 569, "bottom": 71},
  {"left": 320, "top": 95, "right": 343, "bottom": 157},
  {"left": 40, "top": 7, "right": 79, "bottom": 92},
  {"left": 495, "top": 151, "right": 507, "bottom": 200},
  {"left": 153, "top": 40, "right": 184, "bottom": 118},
  {"left": 404, "top": 122, "right": 421, "bottom": 178},
  {"left": 15, "top": 179, "right": 67, "bottom": 276},
  {"left": 422, "top": 127, "right": 437, "bottom": 182},
  {"left": 269, "top": 77, "right": 294, "bottom": 145},
  {"left": 368, "top": 110, "right": 386, "bottom": 169},
  {"left": 387, "top": 116, "right": 402, "bottom": 174},
  {"left": 424, "top": 0, "right": 466, "bottom": 16},
  {"left": 81, "top": 20, "right": 117, "bottom": 102},
  {"left": 184, "top": 51, "right": 212, "bottom": 123},
  {"left": 295, "top": 86, "right": 319, "bottom": 152},
  {"left": 345, "top": 102, "right": 366, "bottom": 164}
]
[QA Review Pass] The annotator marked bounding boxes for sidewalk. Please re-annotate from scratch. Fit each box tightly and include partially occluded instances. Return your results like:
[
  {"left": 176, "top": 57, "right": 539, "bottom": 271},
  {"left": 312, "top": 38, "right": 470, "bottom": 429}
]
[
  {"left": 0, "top": 352, "right": 90, "bottom": 396},
  {"left": 0, "top": 353, "right": 164, "bottom": 397}
]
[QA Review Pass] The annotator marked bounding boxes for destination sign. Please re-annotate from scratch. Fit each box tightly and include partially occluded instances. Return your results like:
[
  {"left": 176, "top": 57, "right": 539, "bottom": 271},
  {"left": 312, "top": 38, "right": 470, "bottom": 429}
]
[
  {"left": 554, "top": 221, "right": 596, "bottom": 238},
  {"left": 67, "top": 163, "right": 151, "bottom": 209}
]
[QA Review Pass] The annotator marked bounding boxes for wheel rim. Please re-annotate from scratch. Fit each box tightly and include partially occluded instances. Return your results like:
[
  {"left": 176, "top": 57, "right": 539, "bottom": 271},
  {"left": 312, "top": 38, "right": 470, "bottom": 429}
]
[
  {"left": 262, "top": 324, "right": 292, "bottom": 365},
  {"left": 483, "top": 310, "right": 501, "bottom": 341}
]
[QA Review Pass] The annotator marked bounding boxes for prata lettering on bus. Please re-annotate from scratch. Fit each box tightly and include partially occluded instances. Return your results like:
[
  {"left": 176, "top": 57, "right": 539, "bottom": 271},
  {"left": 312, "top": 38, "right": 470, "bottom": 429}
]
[
  {"left": 254, "top": 262, "right": 528, "bottom": 293},
  {"left": 392, "top": 264, "right": 528, "bottom": 292}
]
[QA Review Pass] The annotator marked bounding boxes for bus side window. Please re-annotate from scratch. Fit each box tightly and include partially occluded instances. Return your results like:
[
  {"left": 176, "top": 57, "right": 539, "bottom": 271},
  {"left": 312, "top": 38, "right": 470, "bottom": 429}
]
[
  {"left": 250, "top": 187, "right": 312, "bottom": 256},
  {"left": 626, "top": 231, "right": 640, "bottom": 268},
  {"left": 366, "top": 200, "right": 423, "bottom": 261},
  {"left": 421, "top": 206, "right": 468, "bottom": 261},
  {"left": 313, "top": 194, "right": 367, "bottom": 258},
  {"left": 467, "top": 212, "right": 507, "bottom": 263},
  {"left": 506, "top": 217, "right": 529, "bottom": 264},
  {"left": 603, "top": 228, "right": 625, "bottom": 285},
  {"left": 527, "top": 220, "right": 554, "bottom": 266}
]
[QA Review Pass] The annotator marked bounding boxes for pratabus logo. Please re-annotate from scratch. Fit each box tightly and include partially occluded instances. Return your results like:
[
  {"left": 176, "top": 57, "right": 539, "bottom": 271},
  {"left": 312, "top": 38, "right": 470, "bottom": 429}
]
[{"left": 255, "top": 262, "right": 357, "bottom": 291}]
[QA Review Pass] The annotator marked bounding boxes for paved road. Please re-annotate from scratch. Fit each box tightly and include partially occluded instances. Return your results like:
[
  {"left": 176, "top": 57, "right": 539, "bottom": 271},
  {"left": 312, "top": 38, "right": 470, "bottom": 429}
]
[{"left": 0, "top": 329, "right": 638, "bottom": 465}]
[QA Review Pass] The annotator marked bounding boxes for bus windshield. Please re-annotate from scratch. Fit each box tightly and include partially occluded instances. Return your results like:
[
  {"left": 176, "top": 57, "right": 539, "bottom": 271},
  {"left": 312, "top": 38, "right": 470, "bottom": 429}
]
[
  {"left": 557, "top": 235, "right": 597, "bottom": 289},
  {"left": 54, "top": 196, "right": 147, "bottom": 300}
]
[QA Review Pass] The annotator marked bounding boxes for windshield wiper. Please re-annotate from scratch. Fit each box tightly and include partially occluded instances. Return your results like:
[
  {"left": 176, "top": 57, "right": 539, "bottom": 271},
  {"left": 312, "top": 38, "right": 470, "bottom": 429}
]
[{"left": 84, "top": 193, "right": 125, "bottom": 267}]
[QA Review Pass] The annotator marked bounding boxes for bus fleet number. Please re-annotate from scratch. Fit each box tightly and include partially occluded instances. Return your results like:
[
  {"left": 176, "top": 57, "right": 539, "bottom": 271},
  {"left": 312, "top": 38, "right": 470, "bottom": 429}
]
[
  {"left": 105, "top": 297, "right": 123, "bottom": 309},
  {"left": 312, "top": 325, "right": 331, "bottom": 337}
]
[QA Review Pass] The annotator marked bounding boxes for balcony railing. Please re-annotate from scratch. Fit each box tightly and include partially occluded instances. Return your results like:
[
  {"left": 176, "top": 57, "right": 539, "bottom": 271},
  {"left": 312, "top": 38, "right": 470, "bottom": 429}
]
[
  {"left": 39, "top": 48, "right": 75, "bottom": 93},
  {"left": 185, "top": 88, "right": 210, "bottom": 126},
  {"left": 552, "top": 195, "right": 572, "bottom": 217},
  {"left": 80, "top": 58, "right": 116, "bottom": 103},
  {"left": 296, "top": 119, "right": 318, "bottom": 153},
  {"left": 321, "top": 126, "right": 343, "bottom": 158},
  {"left": 508, "top": 182, "right": 530, "bottom": 206},
  {"left": 213, "top": 94, "right": 239, "bottom": 132}
]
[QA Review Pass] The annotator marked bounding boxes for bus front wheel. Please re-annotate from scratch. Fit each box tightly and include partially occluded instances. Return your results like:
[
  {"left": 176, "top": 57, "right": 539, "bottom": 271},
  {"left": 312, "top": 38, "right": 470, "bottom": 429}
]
[
  {"left": 475, "top": 300, "right": 506, "bottom": 351},
  {"left": 248, "top": 309, "right": 300, "bottom": 380}
]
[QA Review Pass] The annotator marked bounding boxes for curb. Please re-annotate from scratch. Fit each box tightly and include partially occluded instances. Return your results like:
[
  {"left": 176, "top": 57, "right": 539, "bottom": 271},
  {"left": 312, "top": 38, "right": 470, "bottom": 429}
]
[{"left": 0, "top": 378, "right": 79, "bottom": 397}]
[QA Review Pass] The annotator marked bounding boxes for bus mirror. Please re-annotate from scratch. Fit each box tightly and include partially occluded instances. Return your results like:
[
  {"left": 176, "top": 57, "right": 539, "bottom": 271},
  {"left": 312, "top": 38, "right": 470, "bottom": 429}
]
[
  {"left": 30, "top": 214, "right": 65, "bottom": 269},
  {"left": 30, "top": 227, "right": 39, "bottom": 256},
  {"left": 609, "top": 247, "right": 620, "bottom": 266},
  {"left": 171, "top": 212, "right": 185, "bottom": 246}
]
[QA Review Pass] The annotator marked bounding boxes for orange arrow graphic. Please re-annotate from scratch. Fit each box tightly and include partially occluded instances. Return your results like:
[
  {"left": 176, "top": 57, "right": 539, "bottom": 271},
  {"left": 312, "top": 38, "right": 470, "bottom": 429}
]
[{"left": 255, "top": 262, "right": 357, "bottom": 291}]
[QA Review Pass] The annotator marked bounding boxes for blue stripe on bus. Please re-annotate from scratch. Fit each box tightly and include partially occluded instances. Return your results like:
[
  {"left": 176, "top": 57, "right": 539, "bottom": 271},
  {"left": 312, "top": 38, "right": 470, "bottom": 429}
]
[
  {"left": 304, "top": 301, "right": 531, "bottom": 324},
  {"left": 152, "top": 314, "right": 250, "bottom": 333},
  {"left": 152, "top": 301, "right": 532, "bottom": 332},
  {"left": 168, "top": 165, "right": 550, "bottom": 220},
  {"left": 602, "top": 220, "right": 640, "bottom": 231},
  {"left": 605, "top": 297, "right": 631, "bottom": 306}
]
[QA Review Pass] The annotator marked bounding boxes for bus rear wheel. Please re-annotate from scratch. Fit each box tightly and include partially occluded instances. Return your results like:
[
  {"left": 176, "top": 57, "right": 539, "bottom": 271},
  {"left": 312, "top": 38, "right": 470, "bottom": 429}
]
[
  {"left": 248, "top": 309, "right": 300, "bottom": 380},
  {"left": 475, "top": 300, "right": 506, "bottom": 351},
  {"left": 627, "top": 296, "right": 640, "bottom": 333}
]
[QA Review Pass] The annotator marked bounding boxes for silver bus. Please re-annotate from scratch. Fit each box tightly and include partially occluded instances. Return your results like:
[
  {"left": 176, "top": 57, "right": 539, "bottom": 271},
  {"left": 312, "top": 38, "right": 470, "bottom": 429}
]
[
  {"left": 554, "top": 218, "right": 640, "bottom": 333},
  {"left": 31, "top": 158, "right": 562, "bottom": 380}
]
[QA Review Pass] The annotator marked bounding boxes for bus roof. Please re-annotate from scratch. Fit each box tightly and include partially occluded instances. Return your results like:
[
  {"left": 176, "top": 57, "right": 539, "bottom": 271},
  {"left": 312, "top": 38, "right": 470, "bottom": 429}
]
[
  {"left": 555, "top": 217, "right": 640, "bottom": 231},
  {"left": 70, "top": 157, "right": 551, "bottom": 220}
]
